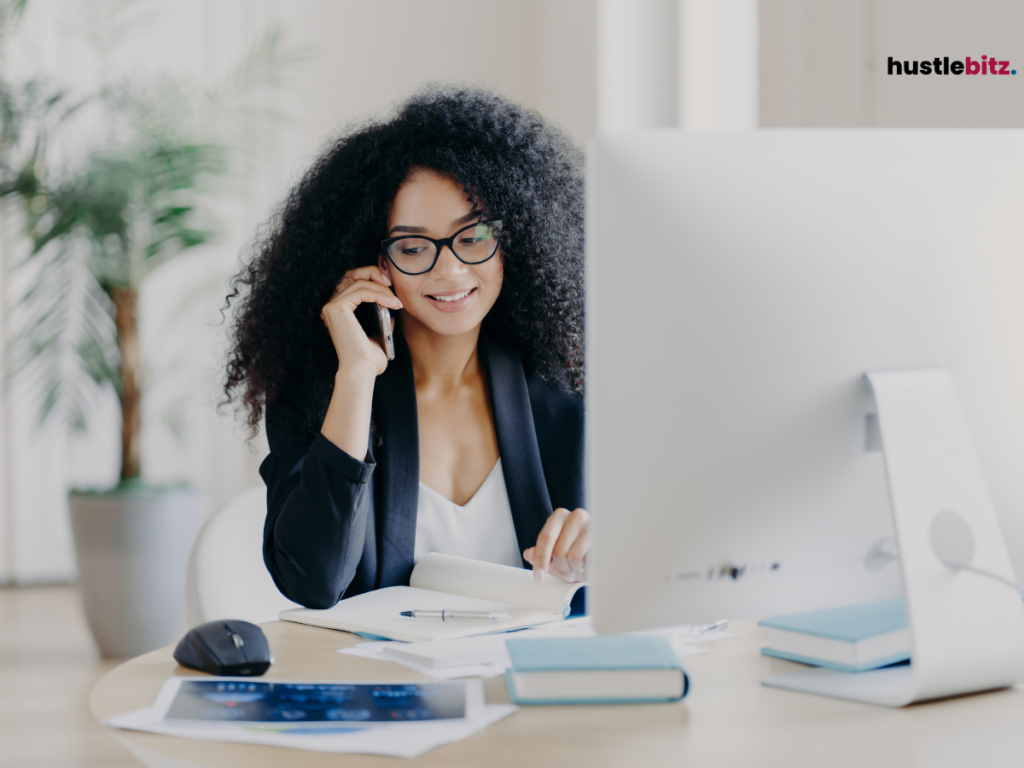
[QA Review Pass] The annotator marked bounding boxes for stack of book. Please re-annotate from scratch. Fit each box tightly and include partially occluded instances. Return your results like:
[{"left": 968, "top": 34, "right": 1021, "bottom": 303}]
[{"left": 758, "top": 599, "right": 910, "bottom": 673}]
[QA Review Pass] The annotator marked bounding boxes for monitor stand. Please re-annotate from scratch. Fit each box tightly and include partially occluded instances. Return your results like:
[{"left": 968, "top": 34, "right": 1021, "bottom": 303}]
[{"left": 762, "top": 367, "right": 1024, "bottom": 706}]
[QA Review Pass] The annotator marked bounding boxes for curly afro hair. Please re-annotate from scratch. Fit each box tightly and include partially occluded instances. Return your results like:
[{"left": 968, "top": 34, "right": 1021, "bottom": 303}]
[{"left": 223, "top": 84, "right": 585, "bottom": 435}]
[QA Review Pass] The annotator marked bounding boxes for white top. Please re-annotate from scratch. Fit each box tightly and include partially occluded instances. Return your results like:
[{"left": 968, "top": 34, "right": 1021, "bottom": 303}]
[{"left": 413, "top": 459, "right": 522, "bottom": 568}]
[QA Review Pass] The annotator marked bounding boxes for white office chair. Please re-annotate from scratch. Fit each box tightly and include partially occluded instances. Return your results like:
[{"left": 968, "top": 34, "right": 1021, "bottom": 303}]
[{"left": 185, "top": 485, "right": 302, "bottom": 627}]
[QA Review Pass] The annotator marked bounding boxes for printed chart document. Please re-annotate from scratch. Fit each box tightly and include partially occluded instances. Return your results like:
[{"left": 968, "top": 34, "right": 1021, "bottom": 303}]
[
  {"left": 280, "top": 554, "right": 586, "bottom": 642},
  {"left": 105, "top": 677, "right": 515, "bottom": 759}
]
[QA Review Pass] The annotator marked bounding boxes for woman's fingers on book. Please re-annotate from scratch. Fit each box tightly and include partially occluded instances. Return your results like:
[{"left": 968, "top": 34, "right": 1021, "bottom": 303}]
[
  {"left": 532, "top": 507, "right": 591, "bottom": 583},
  {"left": 551, "top": 555, "right": 582, "bottom": 582},
  {"left": 551, "top": 509, "right": 589, "bottom": 577},
  {"left": 523, "top": 547, "right": 547, "bottom": 583},
  {"left": 566, "top": 531, "right": 590, "bottom": 579},
  {"left": 533, "top": 510, "right": 568, "bottom": 580}
]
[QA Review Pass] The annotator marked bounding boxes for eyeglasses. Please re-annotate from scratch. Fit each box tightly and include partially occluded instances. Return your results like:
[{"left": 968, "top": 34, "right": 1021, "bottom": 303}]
[{"left": 381, "top": 220, "right": 502, "bottom": 276}]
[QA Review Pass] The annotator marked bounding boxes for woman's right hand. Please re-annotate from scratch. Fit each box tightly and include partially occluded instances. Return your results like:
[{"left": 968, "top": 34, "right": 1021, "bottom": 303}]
[{"left": 320, "top": 265, "right": 403, "bottom": 377}]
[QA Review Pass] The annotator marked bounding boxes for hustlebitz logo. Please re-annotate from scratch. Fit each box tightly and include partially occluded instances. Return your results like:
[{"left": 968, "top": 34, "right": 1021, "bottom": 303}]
[{"left": 888, "top": 56, "right": 1016, "bottom": 76}]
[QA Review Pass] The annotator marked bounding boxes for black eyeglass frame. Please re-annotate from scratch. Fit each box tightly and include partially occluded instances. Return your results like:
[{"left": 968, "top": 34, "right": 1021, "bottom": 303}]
[{"left": 380, "top": 220, "right": 503, "bottom": 276}]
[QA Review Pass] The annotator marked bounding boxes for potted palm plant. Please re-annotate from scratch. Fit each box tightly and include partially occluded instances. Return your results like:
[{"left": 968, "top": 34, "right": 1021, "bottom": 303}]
[{"left": 1, "top": 10, "right": 300, "bottom": 656}]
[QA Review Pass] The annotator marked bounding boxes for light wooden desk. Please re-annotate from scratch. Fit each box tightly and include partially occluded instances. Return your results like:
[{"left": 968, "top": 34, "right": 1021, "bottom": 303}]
[{"left": 91, "top": 618, "right": 1024, "bottom": 768}]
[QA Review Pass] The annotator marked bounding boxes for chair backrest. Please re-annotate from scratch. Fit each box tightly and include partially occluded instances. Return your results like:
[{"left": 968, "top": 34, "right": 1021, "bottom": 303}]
[{"left": 185, "top": 485, "right": 302, "bottom": 627}]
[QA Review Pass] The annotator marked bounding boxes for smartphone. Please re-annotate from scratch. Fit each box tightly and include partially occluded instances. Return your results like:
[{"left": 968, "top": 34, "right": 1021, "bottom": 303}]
[{"left": 355, "top": 302, "right": 395, "bottom": 361}]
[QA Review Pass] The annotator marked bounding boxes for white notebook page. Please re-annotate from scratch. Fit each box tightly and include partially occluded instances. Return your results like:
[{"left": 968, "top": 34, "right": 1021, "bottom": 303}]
[
  {"left": 410, "top": 553, "right": 583, "bottom": 614},
  {"left": 279, "top": 554, "right": 586, "bottom": 643}
]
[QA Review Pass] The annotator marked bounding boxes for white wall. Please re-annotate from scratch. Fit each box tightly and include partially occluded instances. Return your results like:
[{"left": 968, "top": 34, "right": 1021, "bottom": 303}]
[
  {"left": 760, "top": 0, "right": 1024, "bottom": 127},
  {"left": 598, "top": 0, "right": 679, "bottom": 131},
  {"left": 680, "top": 0, "right": 758, "bottom": 130},
  {"left": 305, "top": 0, "right": 597, "bottom": 148},
  {"left": 596, "top": 0, "right": 758, "bottom": 132}
]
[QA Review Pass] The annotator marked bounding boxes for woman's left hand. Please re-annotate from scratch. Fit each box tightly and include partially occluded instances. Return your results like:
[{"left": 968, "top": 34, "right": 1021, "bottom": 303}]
[{"left": 523, "top": 507, "right": 590, "bottom": 584}]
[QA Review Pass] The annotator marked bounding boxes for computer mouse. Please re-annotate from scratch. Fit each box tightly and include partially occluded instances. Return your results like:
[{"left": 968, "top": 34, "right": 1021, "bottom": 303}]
[{"left": 173, "top": 619, "right": 273, "bottom": 676}]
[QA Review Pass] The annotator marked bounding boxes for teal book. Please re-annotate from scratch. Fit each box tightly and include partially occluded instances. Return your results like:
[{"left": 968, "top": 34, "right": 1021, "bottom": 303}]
[
  {"left": 504, "top": 635, "right": 689, "bottom": 705},
  {"left": 758, "top": 599, "right": 910, "bottom": 673}
]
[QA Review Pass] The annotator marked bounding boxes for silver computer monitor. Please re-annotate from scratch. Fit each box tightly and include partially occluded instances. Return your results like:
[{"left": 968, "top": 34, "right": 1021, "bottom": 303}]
[{"left": 586, "top": 130, "right": 1024, "bottom": 646}]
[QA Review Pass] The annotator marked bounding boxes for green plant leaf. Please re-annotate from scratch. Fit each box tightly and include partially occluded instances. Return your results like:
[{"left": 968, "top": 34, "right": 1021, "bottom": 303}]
[{"left": 1, "top": 9, "right": 309, "bottom": 446}]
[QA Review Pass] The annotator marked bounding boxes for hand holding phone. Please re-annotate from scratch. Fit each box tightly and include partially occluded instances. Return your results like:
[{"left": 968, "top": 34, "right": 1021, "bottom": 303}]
[
  {"left": 355, "top": 301, "right": 396, "bottom": 361},
  {"left": 320, "top": 265, "right": 401, "bottom": 374}
]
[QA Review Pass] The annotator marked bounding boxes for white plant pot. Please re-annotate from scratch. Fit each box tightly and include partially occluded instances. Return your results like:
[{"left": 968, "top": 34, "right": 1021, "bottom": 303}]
[{"left": 68, "top": 485, "right": 203, "bottom": 658}]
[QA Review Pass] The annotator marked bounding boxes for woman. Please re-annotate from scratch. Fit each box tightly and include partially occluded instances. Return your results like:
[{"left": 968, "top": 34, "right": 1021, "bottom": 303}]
[{"left": 224, "top": 86, "right": 588, "bottom": 609}]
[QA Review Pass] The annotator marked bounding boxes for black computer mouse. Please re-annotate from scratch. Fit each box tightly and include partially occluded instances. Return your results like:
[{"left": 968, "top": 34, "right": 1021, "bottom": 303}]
[{"left": 173, "top": 619, "right": 273, "bottom": 676}]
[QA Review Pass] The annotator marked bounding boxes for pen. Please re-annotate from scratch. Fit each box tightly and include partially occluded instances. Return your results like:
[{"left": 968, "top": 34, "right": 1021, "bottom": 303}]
[
  {"left": 399, "top": 610, "right": 514, "bottom": 621},
  {"left": 692, "top": 619, "right": 729, "bottom": 635}
]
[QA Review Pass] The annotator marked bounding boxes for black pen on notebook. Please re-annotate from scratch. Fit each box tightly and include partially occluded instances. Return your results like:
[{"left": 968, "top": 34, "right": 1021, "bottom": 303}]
[{"left": 400, "top": 610, "right": 514, "bottom": 622}]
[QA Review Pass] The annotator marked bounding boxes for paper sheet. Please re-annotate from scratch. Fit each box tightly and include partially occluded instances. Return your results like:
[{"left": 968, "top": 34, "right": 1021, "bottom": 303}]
[
  {"left": 677, "top": 629, "right": 736, "bottom": 643},
  {"left": 337, "top": 617, "right": 721, "bottom": 678},
  {"left": 105, "top": 679, "right": 516, "bottom": 759},
  {"left": 632, "top": 623, "right": 739, "bottom": 645},
  {"left": 338, "top": 641, "right": 509, "bottom": 679}
]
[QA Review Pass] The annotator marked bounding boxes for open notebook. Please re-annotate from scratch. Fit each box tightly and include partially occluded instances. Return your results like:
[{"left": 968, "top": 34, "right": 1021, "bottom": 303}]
[{"left": 279, "top": 553, "right": 586, "bottom": 642}]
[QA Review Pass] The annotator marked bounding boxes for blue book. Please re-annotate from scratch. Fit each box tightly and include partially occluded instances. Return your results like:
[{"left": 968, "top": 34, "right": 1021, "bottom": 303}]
[
  {"left": 504, "top": 635, "right": 689, "bottom": 705},
  {"left": 758, "top": 600, "right": 910, "bottom": 673}
]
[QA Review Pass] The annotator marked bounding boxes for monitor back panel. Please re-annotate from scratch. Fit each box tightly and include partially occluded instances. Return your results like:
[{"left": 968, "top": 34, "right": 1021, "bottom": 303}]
[{"left": 586, "top": 130, "right": 1024, "bottom": 633}]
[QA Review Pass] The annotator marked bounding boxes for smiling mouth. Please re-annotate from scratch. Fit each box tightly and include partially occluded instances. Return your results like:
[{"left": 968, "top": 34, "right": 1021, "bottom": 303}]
[{"left": 427, "top": 288, "right": 476, "bottom": 302}]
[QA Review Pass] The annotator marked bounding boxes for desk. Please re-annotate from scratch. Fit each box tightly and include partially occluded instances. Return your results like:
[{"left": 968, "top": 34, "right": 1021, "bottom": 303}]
[{"left": 91, "top": 618, "right": 1024, "bottom": 767}]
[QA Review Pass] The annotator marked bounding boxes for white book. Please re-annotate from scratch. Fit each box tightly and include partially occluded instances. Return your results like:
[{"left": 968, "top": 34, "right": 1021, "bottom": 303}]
[{"left": 280, "top": 553, "right": 586, "bottom": 643}]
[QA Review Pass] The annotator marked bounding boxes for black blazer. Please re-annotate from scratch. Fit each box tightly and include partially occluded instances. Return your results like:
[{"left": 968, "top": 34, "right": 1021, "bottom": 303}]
[{"left": 259, "top": 332, "right": 585, "bottom": 609}]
